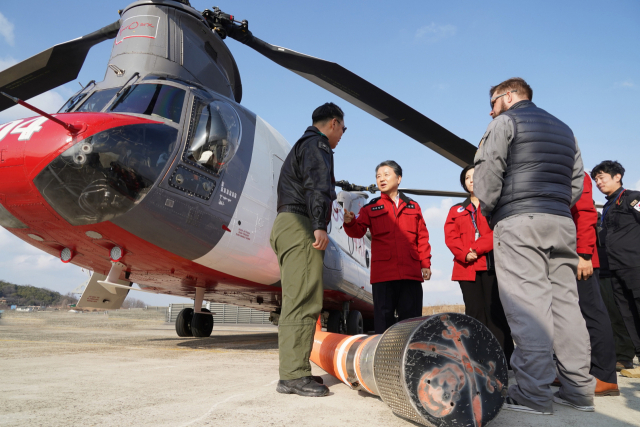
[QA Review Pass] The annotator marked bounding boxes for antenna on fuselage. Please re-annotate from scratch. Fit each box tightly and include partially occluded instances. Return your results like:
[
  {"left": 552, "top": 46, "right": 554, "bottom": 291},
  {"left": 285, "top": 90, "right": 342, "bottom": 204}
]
[{"left": 1, "top": 92, "right": 83, "bottom": 134}]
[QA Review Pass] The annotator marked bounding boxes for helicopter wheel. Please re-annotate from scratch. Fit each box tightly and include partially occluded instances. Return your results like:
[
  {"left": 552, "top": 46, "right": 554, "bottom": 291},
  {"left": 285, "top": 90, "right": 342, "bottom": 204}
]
[
  {"left": 175, "top": 308, "right": 194, "bottom": 337},
  {"left": 326, "top": 310, "right": 344, "bottom": 334},
  {"left": 191, "top": 308, "right": 214, "bottom": 337}
]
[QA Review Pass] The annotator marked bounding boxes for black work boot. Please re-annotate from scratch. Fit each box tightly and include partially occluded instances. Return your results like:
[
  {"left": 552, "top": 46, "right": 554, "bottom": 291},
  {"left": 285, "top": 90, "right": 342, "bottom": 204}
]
[{"left": 276, "top": 376, "right": 329, "bottom": 397}]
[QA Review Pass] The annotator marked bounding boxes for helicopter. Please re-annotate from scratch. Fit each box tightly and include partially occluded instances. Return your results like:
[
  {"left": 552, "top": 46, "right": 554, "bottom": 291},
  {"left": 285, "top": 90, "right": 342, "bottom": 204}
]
[{"left": 0, "top": 0, "right": 474, "bottom": 338}]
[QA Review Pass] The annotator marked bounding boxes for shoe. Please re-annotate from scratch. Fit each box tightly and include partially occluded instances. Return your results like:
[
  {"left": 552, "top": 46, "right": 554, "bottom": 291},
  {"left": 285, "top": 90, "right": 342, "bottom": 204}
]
[
  {"left": 276, "top": 376, "right": 329, "bottom": 397},
  {"left": 595, "top": 378, "right": 620, "bottom": 396},
  {"left": 504, "top": 397, "right": 553, "bottom": 415},
  {"left": 312, "top": 375, "right": 324, "bottom": 384},
  {"left": 552, "top": 391, "right": 594, "bottom": 412},
  {"left": 616, "top": 360, "right": 634, "bottom": 371},
  {"left": 551, "top": 377, "right": 561, "bottom": 387},
  {"left": 620, "top": 367, "right": 640, "bottom": 378}
]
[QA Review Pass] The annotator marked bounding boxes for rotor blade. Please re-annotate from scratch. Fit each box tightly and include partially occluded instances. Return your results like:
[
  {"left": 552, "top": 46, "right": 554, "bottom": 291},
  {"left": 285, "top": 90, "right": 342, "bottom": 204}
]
[
  {"left": 399, "top": 189, "right": 469, "bottom": 198},
  {"left": 237, "top": 35, "right": 477, "bottom": 167},
  {"left": 0, "top": 20, "right": 120, "bottom": 113}
]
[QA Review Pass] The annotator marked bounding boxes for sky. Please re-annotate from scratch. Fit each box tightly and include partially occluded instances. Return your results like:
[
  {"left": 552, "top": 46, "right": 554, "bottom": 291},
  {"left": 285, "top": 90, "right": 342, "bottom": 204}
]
[{"left": 0, "top": 0, "right": 638, "bottom": 307}]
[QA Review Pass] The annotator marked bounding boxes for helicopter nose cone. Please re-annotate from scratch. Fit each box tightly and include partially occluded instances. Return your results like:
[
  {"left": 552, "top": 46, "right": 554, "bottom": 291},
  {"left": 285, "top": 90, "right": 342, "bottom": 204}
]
[{"left": 0, "top": 113, "right": 166, "bottom": 225}]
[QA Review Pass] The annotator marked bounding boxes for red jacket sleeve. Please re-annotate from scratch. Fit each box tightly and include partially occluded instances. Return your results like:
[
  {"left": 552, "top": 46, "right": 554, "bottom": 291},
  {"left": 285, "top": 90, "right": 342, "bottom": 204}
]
[
  {"left": 344, "top": 206, "right": 370, "bottom": 239},
  {"left": 417, "top": 208, "right": 432, "bottom": 269},
  {"left": 444, "top": 207, "right": 468, "bottom": 263},
  {"left": 470, "top": 209, "right": 493, "bottom": 256},
  {"left": 571, "top": 173, "right": 597, "bottom": 256}
]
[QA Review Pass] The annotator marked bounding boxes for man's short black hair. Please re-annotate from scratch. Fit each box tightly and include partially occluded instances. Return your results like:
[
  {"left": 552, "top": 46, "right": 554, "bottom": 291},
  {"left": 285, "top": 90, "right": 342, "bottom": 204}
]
[
  {"left": 460, "top": 165, "right": 474, "bottom": 193},
  {"left": 312, "top": 102, "right": 344, "bottom": 125},
  {"left": 375, "top": 160, "right": 402, "bottom": 177},
  {"left": 591, "top": 160, "right": 625, "bottom": 185}
]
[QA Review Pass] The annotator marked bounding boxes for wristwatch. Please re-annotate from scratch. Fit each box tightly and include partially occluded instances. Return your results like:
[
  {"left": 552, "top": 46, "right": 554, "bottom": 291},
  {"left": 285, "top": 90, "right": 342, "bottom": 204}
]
[{"left": 578, "top": 253, "right": 592, "bottom": 261}]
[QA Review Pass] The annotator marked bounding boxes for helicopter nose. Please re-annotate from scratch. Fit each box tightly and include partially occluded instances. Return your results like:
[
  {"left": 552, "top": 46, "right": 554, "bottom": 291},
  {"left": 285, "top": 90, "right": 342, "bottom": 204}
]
[{"left": 0, "top": 113, "right": 166, "bottom": 226}]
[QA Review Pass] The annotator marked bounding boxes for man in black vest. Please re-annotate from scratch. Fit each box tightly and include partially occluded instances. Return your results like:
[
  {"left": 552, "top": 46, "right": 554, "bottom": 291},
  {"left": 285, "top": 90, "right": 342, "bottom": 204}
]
[
  {"left": 592, "top": 160, "right": 640, "bottom": 379},
  {"left": 474, "top": 78, "right": 595, "bottom": 415},
  {"left": 270, "top": 102, "right": 343, "bottom": 397}
]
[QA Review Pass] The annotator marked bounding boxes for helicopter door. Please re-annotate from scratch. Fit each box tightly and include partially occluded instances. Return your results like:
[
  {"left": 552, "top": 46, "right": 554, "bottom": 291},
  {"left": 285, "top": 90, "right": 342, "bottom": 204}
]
[{"left": 164, "top": 98, "right": 241, "bottom": 204}]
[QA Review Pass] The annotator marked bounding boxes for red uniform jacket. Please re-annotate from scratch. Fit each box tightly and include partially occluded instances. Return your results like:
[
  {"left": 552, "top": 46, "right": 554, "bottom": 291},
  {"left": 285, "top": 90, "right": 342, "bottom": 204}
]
[
  {"left": 344, "top": 192, "right": 431, "bottom": 284},
  {"left": 571, "top": 172, "right": 600, "bottom": 268},
  {"left": 444, "top": 198, "right": 493, "bottom": 281}
]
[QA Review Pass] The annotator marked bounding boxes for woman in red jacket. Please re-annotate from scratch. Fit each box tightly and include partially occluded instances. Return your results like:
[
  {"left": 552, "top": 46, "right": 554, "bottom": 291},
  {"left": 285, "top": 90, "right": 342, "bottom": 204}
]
[
  {"left": 344, "top": 160, "right": 431, "bottom": 334},
  {"left": 445, "top": 165, "right": 513, "bottom": 365}
]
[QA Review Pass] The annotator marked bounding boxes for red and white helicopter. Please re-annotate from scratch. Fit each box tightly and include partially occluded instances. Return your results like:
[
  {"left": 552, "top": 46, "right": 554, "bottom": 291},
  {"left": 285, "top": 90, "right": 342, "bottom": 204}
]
[{"left": 0, "top": 0, "right": 473, "bottom": 337}]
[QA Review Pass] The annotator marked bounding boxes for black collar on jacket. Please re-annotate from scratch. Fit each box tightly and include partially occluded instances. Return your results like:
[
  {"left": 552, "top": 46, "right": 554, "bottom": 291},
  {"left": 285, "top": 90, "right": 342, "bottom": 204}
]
[
  {"left": 508, "top": 99, "right": 535, "bottom": 111},
  {"left": 605, "top": 186, "right": 624, "bottom": 202}
]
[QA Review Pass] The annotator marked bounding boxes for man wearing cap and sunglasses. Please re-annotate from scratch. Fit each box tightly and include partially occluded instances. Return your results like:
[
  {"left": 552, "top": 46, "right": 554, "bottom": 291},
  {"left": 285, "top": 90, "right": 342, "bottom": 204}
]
[{"left": 474, "top": 78, "right": 594, "bottom": 415}]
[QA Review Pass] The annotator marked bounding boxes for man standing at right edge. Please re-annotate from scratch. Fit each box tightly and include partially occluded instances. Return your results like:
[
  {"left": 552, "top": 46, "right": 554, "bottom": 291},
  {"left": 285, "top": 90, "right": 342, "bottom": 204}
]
[{"left": 474, "top": 78, "right": 595, "bottom": 415}]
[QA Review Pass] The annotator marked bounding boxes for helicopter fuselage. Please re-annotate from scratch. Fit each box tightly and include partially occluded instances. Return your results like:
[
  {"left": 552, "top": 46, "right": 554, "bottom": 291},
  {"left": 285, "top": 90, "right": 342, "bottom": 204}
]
[{"left": 0, "top": 0, "right": 374, "bottom": 317}]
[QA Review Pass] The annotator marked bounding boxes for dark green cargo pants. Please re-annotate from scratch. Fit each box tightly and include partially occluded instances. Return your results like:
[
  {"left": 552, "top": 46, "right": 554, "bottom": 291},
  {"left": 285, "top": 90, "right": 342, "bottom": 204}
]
[{"left": 270, "top": 212, "right": 325, "bottom": 380}]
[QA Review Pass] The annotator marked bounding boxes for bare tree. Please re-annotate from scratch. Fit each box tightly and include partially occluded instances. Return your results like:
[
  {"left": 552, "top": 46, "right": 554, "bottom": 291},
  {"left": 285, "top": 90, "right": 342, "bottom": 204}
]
[{"left": 121, "top": 296, "right": 146, "bottom": 309}]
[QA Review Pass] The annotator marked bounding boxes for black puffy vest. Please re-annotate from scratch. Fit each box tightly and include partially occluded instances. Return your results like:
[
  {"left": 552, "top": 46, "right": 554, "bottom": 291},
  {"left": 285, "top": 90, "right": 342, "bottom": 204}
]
[{"left": 492, "top": 101, "right": 576, "bottom": 225}]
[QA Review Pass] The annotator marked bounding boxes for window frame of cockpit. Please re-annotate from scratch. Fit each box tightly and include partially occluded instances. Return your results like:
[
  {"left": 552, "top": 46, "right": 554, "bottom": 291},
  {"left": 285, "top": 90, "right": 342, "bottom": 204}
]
[
  {"left": 180, "top": 91, "right": 243, "bottom": 178},
  {"left": 68, "top": 80, "right": 190, "bottom": 130}
]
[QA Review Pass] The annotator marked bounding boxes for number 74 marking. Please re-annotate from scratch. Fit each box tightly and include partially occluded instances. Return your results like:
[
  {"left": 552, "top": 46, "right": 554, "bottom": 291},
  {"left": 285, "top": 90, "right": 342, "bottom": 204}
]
[{"left": 0, "top": 117, "right": 49, "bottom": 142}]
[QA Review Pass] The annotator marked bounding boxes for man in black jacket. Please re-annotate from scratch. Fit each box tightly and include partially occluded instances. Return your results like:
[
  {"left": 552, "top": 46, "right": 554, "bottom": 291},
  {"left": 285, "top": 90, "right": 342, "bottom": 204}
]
[
  {"left": 592, "top": 160, "right": 640, "bottom": 379},
  {"left": 270, "top": 102, "right": 344, "bottom": 397}
]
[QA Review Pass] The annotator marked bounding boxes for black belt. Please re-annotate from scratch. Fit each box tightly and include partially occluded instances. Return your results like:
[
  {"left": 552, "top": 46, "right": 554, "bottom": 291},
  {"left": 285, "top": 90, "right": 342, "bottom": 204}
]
[{"left": 277, "top": 205, "right": 309, "bottom": 218}]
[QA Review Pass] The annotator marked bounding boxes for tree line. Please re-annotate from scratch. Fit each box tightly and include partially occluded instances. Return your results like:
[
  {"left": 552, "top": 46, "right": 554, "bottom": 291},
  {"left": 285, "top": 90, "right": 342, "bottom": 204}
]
[{"left": 0, "top": 280, "right": 78, "bottom": 307}]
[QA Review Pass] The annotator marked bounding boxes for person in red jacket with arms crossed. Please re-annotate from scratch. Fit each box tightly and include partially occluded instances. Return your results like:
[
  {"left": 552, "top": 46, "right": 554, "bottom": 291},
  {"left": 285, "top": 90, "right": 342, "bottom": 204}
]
[
  {"left": 570, "top": 172, "right": 619, "bottom": 396},
  {"left": 444, "top": 165, "right": 513, "bottom": 367},
  {"left": 343, "top": 160, "right": 431, "bottom": 334}
]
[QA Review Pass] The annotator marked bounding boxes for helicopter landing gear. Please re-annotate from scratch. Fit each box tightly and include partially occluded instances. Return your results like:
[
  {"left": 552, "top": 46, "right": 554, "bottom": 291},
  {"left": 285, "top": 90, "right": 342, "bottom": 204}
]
[
  {"left": 175, "top": 287, "right": 214, "bottom": 337},
  {"left": 175, "top": 308, "right": 193, "bottom": 337},
  {"left": 326, "top": 302, "right": 365, "bottom": 335}
]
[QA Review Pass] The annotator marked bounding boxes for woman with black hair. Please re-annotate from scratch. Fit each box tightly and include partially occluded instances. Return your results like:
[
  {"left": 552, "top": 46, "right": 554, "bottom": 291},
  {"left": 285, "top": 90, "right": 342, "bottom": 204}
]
[{"left": 444, "top": 165, "right": 513, "bottom": 366}]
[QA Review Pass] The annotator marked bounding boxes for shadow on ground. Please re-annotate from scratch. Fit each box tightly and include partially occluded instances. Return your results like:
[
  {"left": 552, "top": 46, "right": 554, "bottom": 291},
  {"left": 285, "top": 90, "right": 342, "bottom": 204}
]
[{"left": 149, "top": 332, "right": 279, "bottom": 350}]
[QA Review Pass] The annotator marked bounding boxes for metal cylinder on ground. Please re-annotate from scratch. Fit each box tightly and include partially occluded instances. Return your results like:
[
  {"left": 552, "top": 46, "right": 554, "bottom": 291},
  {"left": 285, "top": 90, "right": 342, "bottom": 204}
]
[{"left": 311, "top": 313, "right": 508, "bottom": 427}]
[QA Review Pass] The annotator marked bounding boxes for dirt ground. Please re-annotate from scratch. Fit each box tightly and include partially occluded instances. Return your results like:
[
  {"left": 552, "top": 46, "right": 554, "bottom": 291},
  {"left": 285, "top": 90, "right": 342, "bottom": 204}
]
[{"left": 0, "top": 310, "right": 638, "bottom": 427}]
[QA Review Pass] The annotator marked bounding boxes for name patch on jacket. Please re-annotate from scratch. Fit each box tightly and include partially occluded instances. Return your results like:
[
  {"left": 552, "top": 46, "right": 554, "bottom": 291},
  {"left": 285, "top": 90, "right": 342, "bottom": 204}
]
[
  {"left": 371, "top": 205, "right": 384, "bottom": 211},
  {"left": 406, "top": 204, "right": 416, "bottom": 209},
  {"left": 318, "top": 141, "right": 331, "bottom": 153}
]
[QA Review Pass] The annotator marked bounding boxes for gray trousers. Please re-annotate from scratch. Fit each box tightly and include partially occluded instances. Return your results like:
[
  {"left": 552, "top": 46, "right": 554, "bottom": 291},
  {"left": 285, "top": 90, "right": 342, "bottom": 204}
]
[{"left": 494, "top": 213, "right": 595, "bottom": 412}]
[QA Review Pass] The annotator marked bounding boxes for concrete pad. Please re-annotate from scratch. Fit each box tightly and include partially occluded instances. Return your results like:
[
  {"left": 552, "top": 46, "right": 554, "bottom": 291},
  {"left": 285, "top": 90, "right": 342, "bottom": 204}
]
[{"left": 0, "top": 310, "right": 638, "bottom": 427}]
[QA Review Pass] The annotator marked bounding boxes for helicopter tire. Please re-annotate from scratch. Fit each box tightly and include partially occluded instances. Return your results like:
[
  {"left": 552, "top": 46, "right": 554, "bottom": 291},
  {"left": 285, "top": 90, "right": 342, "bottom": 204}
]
[
  {"left": 191, "top": 308, "right": 214, "bottom": 337},
  {"left": 346, "top": 310, "right": 364, "bottom": 335},
  {"left": 175, "top": 308, "right": 194, "bottom": 337},
  {"left": 327, "top": 310, "right": 344, "bottom": 334}
]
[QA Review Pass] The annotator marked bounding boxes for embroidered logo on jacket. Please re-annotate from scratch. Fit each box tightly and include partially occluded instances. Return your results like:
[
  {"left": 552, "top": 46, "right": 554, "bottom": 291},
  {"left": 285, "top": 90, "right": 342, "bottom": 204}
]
[
  {"left": 457, "top": 206, "right": 465, "bottom": 213},
  {"left": 371, "top": 205, "right": 384, "bottom": 211},
  {"left": 318, "top": 140, "right": 331, "bottom": 153},
  {"left": 406, "top": 204, "right": 415, "bottom": 209},
  {"left": 631, "top": 199, "right": 638, "bottom": 207}
]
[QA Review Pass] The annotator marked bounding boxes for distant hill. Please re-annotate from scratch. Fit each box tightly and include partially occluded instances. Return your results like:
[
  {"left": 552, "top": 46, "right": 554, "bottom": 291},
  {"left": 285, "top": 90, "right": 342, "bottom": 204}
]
[{"left": 0, "top": 281, "right": 78, "bottom": 307}]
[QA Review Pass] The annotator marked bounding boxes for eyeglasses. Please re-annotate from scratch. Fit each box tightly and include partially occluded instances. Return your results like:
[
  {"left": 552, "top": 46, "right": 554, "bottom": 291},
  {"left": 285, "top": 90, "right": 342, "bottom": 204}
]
[
  {"left": 490, "top": 89, "right": 517, "bottom": 108},
  {"left": 334, "top": 118, "right": 347, "bottom": 133}
]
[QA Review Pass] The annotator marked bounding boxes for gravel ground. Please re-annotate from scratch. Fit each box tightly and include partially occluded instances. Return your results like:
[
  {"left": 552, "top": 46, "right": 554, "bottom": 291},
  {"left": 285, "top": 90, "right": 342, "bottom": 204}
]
[{"left": 0, "top": 310, "right": 638, "bottom": 427}]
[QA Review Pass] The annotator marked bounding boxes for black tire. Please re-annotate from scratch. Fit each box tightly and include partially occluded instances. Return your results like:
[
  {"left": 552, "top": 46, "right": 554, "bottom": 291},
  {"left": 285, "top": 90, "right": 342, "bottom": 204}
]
[
  {"left": 346, "top": 310, "right": 364, "bottom": 335},
  {"left": 327, "top": 310, "right": 343, "bottom": 333},
  {"left": 175, "top": 308, "right": 194, "bottom": 337},
  {"left": 191, "top": 308, "right": 214, "bottom": 337}
]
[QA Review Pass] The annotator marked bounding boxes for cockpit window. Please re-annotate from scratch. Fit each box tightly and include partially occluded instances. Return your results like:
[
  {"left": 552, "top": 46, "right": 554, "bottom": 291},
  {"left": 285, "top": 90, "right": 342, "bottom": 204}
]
[
  {"left": 33, "top": 123, "right": 178, "bottom": 226},
  {"left": 109, "top": 84, "right": 185, "bottom": 123},
  {"left": 58, "top": 93, "right": 88, "bottom": 113},
  {"left": 184, "top": 100, "right": 241, "bottom": 175},
  {"left": 75, "top": 87, "right": 120, "bottom": 113},
  {"left": 58, "top": 81, "right": 96, "bottom": 113}
]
